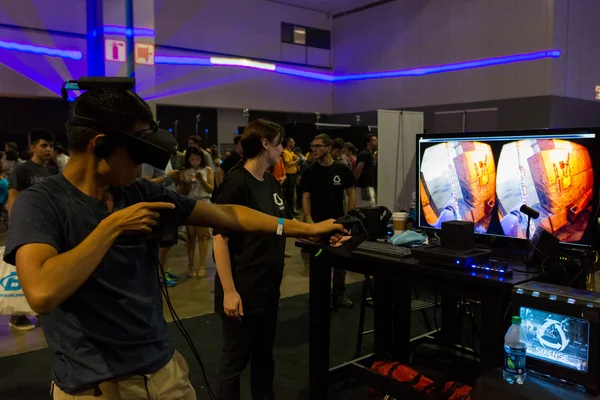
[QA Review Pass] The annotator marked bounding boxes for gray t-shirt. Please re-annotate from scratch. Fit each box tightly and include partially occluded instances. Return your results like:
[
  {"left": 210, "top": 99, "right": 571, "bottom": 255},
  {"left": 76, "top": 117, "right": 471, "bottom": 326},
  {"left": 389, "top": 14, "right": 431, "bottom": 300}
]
[
  {"left": 8, "top": 160, "right": 58, "bottom": 191},
  {"left": 141, "top": 161, "right": 176, "bottom": 192},
  {"left": 3, "top": 174, "right": 196, "bottom": 394}
]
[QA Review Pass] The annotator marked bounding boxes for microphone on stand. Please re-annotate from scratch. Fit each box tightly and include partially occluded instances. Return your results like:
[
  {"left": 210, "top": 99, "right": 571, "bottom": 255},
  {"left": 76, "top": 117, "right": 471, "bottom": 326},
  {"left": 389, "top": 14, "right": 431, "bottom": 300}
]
[{"left": 520, "top": 204, "right": 539, "bottom": 241}]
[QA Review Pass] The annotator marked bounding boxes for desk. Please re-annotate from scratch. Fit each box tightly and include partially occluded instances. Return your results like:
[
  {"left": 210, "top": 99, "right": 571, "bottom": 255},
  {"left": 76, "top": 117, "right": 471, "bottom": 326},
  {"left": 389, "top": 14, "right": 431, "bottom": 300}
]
[
  {"left": 298, "top": 241, "right": 543, "bottom": 400},
  {"left": 473, "top": 368, "right": 599, "bottom": 400}
]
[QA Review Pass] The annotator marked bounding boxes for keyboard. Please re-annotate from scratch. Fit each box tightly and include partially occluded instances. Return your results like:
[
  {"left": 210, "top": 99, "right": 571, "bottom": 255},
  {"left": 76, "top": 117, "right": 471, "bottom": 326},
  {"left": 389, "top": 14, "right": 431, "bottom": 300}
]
[{"left": 356, "top": 241, "right": 412, "bottom": 258}]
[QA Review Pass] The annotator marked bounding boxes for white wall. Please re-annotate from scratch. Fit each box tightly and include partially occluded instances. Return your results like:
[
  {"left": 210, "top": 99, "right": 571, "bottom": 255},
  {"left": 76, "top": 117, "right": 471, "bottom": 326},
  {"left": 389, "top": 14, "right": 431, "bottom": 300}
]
[
  {"left": 151, "top": 0, "right": 333, "bottom": 113},
  {"left": 217, "top": 108, "right": 247, "bottom": 148},
  {"left": 331, "top": 0, "right": 556, "bottom": 114},
  {"left": 551, "top": 0, "right": 600, "bottom": 102},
  {"left": 155, "top": 0, "right": 330, "bottom": 62}
]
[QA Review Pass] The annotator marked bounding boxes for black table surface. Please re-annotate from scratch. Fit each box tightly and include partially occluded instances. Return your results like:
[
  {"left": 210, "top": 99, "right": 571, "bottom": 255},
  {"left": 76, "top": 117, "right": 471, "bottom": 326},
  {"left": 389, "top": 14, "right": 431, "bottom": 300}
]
[
  {"left": 297, "top": 240, "right": 542, "bottom": 288},
  {"left": 473, "top": 368, "right": 600, "bottom": 400}
]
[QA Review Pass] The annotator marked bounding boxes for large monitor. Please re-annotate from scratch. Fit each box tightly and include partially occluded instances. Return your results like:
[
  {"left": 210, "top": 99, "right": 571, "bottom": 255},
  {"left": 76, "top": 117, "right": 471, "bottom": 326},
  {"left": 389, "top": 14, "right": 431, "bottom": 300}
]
[{"left": 416, "top": 129, "right": 598, "bottom": 247}]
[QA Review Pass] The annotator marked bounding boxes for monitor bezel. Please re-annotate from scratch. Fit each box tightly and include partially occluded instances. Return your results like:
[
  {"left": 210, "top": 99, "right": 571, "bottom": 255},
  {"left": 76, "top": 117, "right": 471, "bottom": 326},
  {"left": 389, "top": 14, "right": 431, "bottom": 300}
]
[{"left": 415, "top": 127, "right": 600, "bottom": 249}]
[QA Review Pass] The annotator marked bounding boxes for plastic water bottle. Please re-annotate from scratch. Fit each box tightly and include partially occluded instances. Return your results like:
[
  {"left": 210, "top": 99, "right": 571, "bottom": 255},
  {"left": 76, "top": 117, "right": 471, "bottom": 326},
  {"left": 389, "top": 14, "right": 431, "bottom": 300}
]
[
  {"left": 503, "top": 316, "right": 527, "bottom": 384},
  {"left": 408, "top": 192, "right": 417, "bottom": 221}
]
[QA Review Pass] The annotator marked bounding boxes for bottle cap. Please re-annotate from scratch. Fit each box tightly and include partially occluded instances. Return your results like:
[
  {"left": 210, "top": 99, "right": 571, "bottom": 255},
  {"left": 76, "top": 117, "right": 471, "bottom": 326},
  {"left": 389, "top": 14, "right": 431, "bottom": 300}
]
[{"left": 512, "top": 316, "right": 522, "bottom": 325}]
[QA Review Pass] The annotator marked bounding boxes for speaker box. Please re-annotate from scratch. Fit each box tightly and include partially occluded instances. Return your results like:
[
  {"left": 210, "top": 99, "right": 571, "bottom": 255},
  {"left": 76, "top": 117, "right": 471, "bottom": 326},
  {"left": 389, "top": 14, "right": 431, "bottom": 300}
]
[
  {"left": 441, "top": 221, "right": 475, "bottom": 252},
  {"left": 529, "top": 226, "right": 559, "bottom": 265}
]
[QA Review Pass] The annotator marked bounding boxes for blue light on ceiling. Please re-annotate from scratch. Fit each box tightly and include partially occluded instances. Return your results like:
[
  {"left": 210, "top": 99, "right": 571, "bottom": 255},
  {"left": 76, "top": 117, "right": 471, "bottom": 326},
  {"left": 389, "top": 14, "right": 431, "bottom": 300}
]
[
  {"left": 0, "top": 39, "right": 82, "bottom": 60},
  {"left": 333, "top": 50, "right": 562, "bottom": 82},
  {"left": 0, "top": 40, "right": 561, "bottom": 83},
  {"left": 275, "top": 66, "right": 334, "bottom": 82},
  {"left": 155, "top": 55, "right": 212, "bottom": 66},
  {"left": 101, "top": 25, "right": 155, "bottom": 37},
  {"left": 155, "top": 49, "right": 561, "bottom": 82}
]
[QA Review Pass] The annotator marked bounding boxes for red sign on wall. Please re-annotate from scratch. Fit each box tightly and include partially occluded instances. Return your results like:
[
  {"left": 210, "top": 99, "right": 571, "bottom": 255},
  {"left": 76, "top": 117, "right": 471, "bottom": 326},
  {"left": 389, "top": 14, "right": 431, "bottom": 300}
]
[{"left": 105, "top": 39, "right": 126, "bottom": 62}]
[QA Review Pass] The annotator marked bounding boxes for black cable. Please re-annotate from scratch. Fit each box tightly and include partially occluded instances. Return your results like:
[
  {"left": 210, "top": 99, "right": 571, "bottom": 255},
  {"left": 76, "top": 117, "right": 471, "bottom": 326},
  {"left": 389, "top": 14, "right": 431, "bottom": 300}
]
[{"left": 153, "top": 250, "right": 217, "bottom": 400}]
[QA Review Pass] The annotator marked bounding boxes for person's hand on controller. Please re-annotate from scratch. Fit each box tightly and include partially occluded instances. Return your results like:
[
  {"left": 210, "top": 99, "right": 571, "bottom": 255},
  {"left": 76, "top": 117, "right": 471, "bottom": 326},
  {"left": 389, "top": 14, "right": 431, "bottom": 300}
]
[
  {"left": 103, "top": 202, "right": 176, "bottom": 235},
  {"left": 303, "top": 219, "right": 348, "bottom": 244}
]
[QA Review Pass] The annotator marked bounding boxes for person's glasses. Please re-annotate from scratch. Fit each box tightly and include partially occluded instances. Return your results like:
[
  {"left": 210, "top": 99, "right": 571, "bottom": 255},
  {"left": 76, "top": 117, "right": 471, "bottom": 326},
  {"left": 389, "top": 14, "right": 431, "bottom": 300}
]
[{"left": 311, "top": 144, "right": 325, "bottom": 149}]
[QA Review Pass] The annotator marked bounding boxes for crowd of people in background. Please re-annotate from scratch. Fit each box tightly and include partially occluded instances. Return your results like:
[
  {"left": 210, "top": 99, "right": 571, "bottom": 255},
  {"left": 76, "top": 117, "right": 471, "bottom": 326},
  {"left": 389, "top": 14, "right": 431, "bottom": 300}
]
[{"left": 1, "top": 121, "right": 378, "bottom": 398}]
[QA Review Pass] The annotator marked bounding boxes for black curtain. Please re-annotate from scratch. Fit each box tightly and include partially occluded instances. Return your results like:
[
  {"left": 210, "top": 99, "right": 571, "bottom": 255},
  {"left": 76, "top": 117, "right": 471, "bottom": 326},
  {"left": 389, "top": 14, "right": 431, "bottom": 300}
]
[{"left": 0, "top": 96, "right": 70, "bottom": 149}]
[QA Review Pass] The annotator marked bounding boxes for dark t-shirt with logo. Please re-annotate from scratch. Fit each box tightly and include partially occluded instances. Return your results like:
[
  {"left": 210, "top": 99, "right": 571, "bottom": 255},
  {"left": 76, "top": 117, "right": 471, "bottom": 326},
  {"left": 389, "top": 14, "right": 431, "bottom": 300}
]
[
  {"left": 8, "top": 160, "right": 58, "bottom": 191},
  {"left": 356, "top": 149, "right": 376, "bottom": 188},
  {"left": 300, "top": 160, "right": 356, "bottom": 223},
  {"left": 213, "top": 167, "right": 287, "bottom": 314}
]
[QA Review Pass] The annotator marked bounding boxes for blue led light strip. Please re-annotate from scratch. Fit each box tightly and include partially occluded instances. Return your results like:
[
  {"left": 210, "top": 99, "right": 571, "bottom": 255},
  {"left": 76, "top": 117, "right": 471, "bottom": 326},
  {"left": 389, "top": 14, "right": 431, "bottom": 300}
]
[
  {"left": 101, "top": 25, "right": 155, "bottom": 37},
  {"left": 156, "top": 50, "right": 562, "bottom": 82},
  {"left": 0, "top": 40, "right": 561, "bottom": 81},
  {"left": 0, "top": 39, "right": 82, "bottom": 60},
  {"left": 333, "top": 50, "right": 562, "bottom": 81}
]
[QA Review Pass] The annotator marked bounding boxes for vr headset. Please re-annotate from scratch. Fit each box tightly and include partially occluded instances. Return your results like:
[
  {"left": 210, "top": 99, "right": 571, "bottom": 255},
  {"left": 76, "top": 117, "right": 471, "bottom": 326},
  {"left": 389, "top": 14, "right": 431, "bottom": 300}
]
[{"left": 61, "top": 77, "right": 176, "bottom": 170}]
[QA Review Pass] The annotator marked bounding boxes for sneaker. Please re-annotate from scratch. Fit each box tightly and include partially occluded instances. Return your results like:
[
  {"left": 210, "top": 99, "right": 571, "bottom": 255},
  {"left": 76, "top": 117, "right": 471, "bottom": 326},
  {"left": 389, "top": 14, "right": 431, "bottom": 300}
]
[
  {"left": 8, "top": 315, "right": 35, "bottom": 331},
  {"left": 161, "top": 278, "right": 177, "bottom": 288},
  {"left": 284, "top": 252, "right": 292, "bottom": 258},
  {"left": 165, "top": 270, "right": 180, "bottom": 281},
  {"left": 332, "top": 297, "right": 353, "bottom": 309}
]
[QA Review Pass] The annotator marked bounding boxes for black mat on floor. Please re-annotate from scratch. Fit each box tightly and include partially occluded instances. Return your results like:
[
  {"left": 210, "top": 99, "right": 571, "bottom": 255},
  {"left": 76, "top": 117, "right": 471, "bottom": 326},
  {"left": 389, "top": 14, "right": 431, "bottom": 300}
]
[{"left": 0, "top": 283, "right": 436, "bottom": 400}]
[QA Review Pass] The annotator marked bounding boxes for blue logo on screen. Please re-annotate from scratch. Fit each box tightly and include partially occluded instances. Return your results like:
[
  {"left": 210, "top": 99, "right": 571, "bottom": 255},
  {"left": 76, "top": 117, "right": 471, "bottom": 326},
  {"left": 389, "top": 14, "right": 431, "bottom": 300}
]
[{"left": 0, "top": 272, "right": 21, "bottom": 291}]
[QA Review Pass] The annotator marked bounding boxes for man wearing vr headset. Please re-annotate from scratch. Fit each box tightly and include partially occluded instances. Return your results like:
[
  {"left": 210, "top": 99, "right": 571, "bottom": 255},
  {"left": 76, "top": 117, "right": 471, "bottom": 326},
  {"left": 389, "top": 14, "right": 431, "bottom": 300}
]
[{"left": 3, "top": 87, "right": 342, "bottom": 399}]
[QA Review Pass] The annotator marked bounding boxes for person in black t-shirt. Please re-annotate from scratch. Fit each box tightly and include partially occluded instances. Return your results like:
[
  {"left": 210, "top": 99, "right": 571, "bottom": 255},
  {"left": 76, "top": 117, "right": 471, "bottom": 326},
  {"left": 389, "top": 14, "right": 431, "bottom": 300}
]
[
  {"left": 215, "top": 135, "right": 243, "bottom": 187},
  {"left": 215, "top": 120, "right": 325, "bottom": 400},
  {"left": 301, "top": 134, "right": 356, "bottom": 308},
  {"left": 6, "top": 129, "right": 57, "bottom": 331},
  {"left": 354, "top": 133, "right": 378, "bottom": 207}
]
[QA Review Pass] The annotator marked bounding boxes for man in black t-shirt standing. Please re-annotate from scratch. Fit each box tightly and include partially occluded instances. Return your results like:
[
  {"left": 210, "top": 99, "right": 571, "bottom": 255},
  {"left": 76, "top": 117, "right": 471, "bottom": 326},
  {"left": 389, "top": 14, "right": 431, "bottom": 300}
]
[
  {"left": 354, "top": 134, "right": 378, "bottom": 207},
  {"left": 6, "top": 129, "right": 57, "bottom": 331},
  {"left": 215, "top": 135, "right": 243, "bottom": 187},
  {"left": 301, "top": 134, "right": 356, "bottom": 308}
]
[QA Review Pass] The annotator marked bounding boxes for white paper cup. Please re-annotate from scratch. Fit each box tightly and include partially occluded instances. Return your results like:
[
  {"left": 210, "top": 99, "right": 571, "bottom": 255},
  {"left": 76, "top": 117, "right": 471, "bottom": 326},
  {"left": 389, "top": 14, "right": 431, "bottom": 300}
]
[{"left": 392, "top": 212, "right": 408, "bottom": 234}]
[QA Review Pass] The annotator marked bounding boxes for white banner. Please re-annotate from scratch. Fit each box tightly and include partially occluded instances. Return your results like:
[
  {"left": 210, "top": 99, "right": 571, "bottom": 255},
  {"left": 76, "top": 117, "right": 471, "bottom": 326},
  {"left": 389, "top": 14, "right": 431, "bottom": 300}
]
[{"left": 0, "top": 247, "right": 35, "bottom": 316}]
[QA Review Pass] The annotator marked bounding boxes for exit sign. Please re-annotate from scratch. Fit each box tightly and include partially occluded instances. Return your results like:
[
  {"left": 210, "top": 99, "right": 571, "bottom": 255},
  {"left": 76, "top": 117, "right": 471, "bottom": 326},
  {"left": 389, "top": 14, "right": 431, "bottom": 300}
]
[{"left": 596, "top": 86, "right": 600, "bottom": 100}]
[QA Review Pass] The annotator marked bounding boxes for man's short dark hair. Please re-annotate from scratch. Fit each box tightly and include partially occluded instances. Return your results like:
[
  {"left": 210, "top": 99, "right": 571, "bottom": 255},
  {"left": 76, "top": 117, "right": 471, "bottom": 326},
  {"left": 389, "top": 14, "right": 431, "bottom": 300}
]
[
  {"left": 333, "top": 137, "right": 345, "bottom": 150},
  {"left": 188, "top": 135, "right": 202, "bottom": 146},
  {"left": 233, "top": 135, "right": 242, "bottom": 145},
  {"left": 5, "top": 142, "right": 17, "bottom": 150},
  {"left": 66, "top": 89, "right": 154, "bottom": 152},
  {"left": 30, "top": 129, "right": 54, "bottom": 146},
  {"left": 5, "top": 149, "right": 19, "bottom": 161},
  {"left": 313, "top": 134, "right": 333, "bottom": 147},
  {"left": 365, "top": 134, "right": 377, "bottom": 147}
]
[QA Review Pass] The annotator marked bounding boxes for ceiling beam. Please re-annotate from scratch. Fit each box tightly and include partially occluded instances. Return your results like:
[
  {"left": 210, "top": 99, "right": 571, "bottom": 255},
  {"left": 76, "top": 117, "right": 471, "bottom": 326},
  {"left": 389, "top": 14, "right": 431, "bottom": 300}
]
[{"left": 333, "top": 0, "right": 398, "bottom": 19}]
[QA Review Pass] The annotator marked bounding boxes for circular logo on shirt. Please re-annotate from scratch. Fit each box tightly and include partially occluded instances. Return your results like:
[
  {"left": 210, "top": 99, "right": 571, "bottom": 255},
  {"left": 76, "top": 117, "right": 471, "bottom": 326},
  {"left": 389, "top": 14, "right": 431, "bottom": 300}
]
[{"left": 333, "top": 175, "right": 341, "bottom": 186}]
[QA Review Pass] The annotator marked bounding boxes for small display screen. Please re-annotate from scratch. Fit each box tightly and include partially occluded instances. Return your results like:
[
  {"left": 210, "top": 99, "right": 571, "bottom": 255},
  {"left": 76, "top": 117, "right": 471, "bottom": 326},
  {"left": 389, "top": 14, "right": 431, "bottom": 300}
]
[{"left": 520, "top": 307, "right": 590, "bottom": 372}]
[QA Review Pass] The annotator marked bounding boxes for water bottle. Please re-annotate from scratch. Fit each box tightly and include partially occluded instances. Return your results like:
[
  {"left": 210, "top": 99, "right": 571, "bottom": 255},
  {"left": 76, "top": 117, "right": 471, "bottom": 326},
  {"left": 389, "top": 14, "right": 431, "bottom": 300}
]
[{"left": 503, "top": 316, "right": 527, "bottom": 384}]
